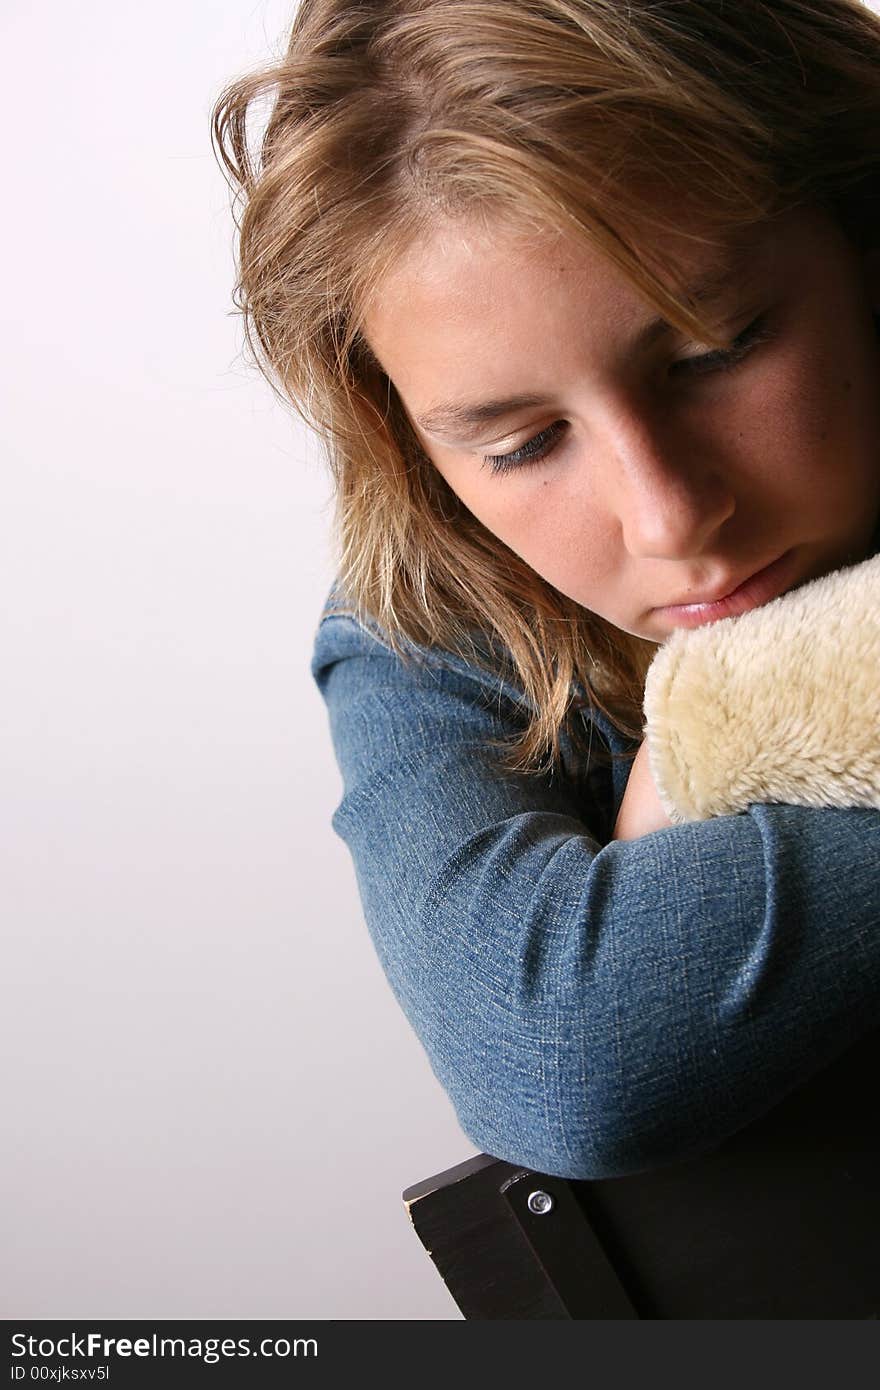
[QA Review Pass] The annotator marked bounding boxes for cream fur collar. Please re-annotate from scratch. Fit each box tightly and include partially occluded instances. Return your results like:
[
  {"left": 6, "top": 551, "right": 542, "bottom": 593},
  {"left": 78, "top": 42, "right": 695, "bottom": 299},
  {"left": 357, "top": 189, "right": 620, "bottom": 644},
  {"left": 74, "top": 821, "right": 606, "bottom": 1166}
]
[{"left": 643, "top": 553, "right": 880, "bottom": 824}]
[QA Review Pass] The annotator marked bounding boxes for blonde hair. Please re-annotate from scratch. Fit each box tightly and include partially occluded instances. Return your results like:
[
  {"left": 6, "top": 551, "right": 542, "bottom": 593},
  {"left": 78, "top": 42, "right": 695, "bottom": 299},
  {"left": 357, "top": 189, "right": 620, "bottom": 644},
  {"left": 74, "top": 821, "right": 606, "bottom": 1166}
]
[{"left": 212, "top": 0, "right": 880, "bottom": 772}]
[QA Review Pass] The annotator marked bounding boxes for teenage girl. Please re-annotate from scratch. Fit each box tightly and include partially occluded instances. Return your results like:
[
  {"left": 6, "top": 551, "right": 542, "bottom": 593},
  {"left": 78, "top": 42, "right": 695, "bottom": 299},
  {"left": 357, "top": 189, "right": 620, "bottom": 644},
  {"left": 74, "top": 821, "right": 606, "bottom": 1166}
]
[{"left": 213, "top": 0, "right": 880, "bottom": 1180}]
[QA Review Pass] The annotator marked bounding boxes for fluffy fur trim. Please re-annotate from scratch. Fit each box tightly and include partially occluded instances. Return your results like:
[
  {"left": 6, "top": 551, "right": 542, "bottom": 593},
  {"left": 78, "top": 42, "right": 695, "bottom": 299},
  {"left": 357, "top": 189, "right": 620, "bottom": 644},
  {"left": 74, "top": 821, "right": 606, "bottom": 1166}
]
[{"left": 642, "top": 554, "right": 880, "bottom": 824}]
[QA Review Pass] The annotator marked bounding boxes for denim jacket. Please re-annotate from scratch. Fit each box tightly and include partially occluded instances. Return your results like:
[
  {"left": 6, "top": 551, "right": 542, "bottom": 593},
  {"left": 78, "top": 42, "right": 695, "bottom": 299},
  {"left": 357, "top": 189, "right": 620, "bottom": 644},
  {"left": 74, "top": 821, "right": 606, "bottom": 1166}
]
[{"left": 311, "top": 590, "right": 880, "bottom": 1180}]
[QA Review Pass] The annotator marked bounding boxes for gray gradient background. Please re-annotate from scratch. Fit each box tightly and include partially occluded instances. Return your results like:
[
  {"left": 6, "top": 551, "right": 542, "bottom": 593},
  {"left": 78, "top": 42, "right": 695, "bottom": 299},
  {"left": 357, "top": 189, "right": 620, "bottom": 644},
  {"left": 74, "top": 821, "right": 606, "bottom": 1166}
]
[{"left": 3, "top": 0, "right": 473, "bottom": 1321}]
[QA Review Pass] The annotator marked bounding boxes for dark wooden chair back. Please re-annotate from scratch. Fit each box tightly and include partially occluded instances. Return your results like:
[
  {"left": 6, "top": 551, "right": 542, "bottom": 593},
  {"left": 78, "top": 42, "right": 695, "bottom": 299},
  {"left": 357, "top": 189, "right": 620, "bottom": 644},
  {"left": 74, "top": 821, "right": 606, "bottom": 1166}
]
[{"left": 404, "top": 1035, "right": 880, "bottom": 1318}]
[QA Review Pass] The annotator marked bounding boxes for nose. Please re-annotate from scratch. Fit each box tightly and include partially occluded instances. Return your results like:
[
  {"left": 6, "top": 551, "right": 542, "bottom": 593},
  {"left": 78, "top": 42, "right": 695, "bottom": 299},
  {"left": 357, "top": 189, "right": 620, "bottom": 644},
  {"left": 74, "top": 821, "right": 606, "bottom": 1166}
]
[{"left": 602, "top": 403, "right": 736, "bottom": 559}]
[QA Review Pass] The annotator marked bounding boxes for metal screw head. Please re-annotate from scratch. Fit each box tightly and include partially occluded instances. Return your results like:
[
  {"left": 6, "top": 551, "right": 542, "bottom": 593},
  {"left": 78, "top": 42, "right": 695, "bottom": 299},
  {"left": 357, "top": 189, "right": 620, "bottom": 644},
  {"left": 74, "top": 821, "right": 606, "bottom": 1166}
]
[{"left": 527, "top": 1189, "right": 554, "bottom": 1215}]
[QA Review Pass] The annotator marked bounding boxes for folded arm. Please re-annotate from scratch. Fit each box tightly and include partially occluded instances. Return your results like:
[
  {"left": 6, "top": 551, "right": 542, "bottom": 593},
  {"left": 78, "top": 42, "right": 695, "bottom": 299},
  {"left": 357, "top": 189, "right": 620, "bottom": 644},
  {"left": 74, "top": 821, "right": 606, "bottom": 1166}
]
[{"left": 313, "top": 610, "right": 880, "bottom": 1180}]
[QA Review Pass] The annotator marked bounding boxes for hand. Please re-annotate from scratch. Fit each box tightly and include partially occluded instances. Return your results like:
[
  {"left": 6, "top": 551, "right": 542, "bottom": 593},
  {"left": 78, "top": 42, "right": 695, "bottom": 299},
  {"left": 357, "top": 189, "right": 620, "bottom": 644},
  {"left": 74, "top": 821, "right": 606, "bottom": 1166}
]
[{"left": 611, "top": 740, "right": 675, "bottom": 842}]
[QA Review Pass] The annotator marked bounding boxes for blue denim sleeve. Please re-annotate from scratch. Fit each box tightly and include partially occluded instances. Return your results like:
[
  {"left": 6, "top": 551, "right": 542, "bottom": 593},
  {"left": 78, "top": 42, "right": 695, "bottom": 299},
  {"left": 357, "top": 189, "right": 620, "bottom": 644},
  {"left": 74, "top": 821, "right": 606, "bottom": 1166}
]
[{"left": 311, "top": 606, "right": 880, "bottom": 1181}]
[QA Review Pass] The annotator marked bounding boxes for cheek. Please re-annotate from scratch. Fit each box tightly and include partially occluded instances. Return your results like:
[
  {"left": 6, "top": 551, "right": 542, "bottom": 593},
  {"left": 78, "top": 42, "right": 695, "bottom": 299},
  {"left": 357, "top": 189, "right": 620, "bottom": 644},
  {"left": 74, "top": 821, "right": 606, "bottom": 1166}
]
[
  {"left": 430, "top": 458, "right": 526, "bottom": 541},
  {"left": 443, "top": 465, "right": 615, "bottom": 597},
  {"left": 763, "top": 307, "right": 880, "bottom": 463},
  {"left": 730, "top": 342, "right": 867, "bottom": 496}
]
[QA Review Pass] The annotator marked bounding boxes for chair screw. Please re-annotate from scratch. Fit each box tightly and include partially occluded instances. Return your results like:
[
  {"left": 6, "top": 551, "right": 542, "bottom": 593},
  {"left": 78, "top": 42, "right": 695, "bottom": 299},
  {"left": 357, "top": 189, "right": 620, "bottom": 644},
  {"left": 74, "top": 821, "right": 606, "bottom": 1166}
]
[{"left": 527, "top": 1189, "right": 554, "bottom": 1215}]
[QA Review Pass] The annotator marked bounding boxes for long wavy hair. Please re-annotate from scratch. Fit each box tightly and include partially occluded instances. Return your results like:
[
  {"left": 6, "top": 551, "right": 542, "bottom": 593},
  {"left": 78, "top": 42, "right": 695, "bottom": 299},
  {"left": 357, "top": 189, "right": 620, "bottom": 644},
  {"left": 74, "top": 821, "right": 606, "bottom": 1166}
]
[{"left": 211, "top": 0, "right": 880, "bottom": 773}]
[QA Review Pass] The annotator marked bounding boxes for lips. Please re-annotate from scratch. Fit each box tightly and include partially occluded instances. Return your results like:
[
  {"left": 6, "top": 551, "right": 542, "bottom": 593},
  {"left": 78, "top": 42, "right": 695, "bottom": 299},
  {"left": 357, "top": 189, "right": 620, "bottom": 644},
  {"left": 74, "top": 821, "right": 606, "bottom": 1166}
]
[
  {"left": 663, "top": 565, "right": 771, "bottom": 608},
  {"left": 652, "top": 550, "right": 797, "bottom": 629}
]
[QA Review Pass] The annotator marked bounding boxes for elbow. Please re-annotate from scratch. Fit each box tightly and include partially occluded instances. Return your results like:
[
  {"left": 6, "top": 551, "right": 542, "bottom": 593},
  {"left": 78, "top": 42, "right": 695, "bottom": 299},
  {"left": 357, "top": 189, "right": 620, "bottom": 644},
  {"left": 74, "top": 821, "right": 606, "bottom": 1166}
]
[
  {"left": 450, "top": 1069, "right": 716, "bottom": 1183},
  {"left": 458, "top": 1109, "right": 724, "bottom": 1183}
]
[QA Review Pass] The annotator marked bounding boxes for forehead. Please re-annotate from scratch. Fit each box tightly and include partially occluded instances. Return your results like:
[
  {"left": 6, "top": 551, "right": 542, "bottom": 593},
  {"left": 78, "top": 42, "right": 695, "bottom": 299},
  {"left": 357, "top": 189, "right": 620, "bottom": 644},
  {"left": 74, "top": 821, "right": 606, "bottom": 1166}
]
[
  {"left": 361, "top": 212, "right": 765, "bottom": 390},
  {"left": 367, "top": 217, "right": 644, "bottom": 329}
]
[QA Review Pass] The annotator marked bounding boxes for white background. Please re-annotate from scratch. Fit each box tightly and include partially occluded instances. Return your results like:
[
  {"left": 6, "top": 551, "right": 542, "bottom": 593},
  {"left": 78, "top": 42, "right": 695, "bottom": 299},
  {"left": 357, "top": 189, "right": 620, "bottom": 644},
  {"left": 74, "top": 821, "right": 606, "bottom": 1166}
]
[{"left": 2, "top": 0, "right": 472, "bottom": 1320}]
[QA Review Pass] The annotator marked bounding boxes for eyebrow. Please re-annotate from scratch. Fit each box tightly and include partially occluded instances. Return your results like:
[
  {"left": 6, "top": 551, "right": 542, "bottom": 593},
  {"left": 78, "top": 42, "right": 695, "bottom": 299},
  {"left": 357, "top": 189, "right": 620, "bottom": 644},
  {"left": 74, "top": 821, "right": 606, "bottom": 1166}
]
[{"left": 413, "top": 254, "right": 758, "bottom": 441}]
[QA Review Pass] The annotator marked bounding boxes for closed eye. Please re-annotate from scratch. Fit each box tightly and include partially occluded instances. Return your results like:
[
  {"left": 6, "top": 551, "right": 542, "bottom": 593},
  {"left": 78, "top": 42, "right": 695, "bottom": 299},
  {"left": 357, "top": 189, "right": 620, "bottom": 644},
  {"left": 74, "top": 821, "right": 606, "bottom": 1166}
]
[
  {"left": 671, "top": 313, "right": 774, "bottom": 376},
  {"left": 481, "top": 420, "right": 569, "bottom": 476}
]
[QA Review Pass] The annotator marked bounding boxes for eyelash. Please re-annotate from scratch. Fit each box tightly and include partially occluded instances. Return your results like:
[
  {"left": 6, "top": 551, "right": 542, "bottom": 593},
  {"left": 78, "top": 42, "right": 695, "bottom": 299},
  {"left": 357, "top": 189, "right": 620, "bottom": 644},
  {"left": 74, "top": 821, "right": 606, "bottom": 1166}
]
[
  {"left": 481, "top": 420, "right": 569, "bottom": 475},
  {"left": 674, "top": 312, "right": 773, "bottom": 377},
  {"left": 481, "top": 314, "right": 774, "bottom": 476}
]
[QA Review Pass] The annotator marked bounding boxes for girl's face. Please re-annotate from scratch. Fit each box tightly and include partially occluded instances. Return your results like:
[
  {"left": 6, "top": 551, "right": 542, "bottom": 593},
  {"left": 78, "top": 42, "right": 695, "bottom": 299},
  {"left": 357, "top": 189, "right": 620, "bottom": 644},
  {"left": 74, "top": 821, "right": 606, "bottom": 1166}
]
[{"left": 363, "top": 204, "right": 880, "bottom": 640}]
